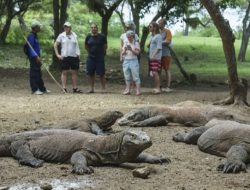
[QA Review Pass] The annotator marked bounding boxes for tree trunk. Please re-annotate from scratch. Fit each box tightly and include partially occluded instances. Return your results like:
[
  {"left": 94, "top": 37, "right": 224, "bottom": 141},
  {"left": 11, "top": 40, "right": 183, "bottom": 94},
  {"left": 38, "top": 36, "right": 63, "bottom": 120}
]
[
  {"left": 200, "top": 0, "right": 249, "bottom": 106},
  {"left": 183, "top": 10, "right": 190, "bottom": 36},
  {"left": 60, "top": 0, "right": 68, "bottom": 30},
  {"left": 238, "top": 31, "right": 250, "bottom": 62},
  {"left": 238, "top": 1, "right": 250, "bottom": 62},
  {"left": 140, "top": 26, "right": 149, "bottom": 53},
  {"left": 101, "top": 15, "right": 110, "bottom": 36},
  {"left": 51, "top": 0, "right": 68, "bottom": 70},
  {"left": 0, "top": 17, "right": 12, "bottom": 44},
  {"left": 127, "top": 0, "right": 140, "bottom": 36},
  {"left": 51, "top": 0, "right": 60, "bottom": 70}
]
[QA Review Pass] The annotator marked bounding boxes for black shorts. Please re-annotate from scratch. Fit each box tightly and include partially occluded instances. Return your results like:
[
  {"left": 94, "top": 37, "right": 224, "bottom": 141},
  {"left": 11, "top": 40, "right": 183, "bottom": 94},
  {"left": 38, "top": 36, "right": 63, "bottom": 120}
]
[{"left": 61, "top": 56, "right": 80, "bottom": 70}]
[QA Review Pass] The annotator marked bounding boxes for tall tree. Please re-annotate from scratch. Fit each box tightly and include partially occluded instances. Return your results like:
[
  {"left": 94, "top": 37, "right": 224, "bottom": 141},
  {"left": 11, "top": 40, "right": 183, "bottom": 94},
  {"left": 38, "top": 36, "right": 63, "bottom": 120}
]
[
  {"left": 51, "top": 0, "right": 68, "bottom": 70},
  {"left": 84, "top": 0, "right": 123, "bottom": 36},
  {"left": 238, "top": 1, "right": 250, "bottom": 62},
  {"left": 0, "top": 0, "right": 35, "bottom": 44},
  {"left": 200, "top": 0, "right": 249, "bottom": 106}
]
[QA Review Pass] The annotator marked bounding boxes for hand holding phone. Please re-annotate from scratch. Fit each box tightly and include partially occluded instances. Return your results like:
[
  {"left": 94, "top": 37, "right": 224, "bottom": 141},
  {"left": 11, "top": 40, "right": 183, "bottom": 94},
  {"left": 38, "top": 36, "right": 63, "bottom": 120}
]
[{"left": 127, "top": 45, "right": 132, "bottom": 50}]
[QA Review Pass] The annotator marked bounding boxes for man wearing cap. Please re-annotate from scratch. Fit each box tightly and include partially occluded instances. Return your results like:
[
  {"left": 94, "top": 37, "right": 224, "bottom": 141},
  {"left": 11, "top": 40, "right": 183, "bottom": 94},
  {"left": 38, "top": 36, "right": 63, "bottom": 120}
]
[
  {"left": 27, "top": 20, "right": 49, "bottom": 95},
  {"left": 54, "top": 22, "right": 82, "bottom": 93}
]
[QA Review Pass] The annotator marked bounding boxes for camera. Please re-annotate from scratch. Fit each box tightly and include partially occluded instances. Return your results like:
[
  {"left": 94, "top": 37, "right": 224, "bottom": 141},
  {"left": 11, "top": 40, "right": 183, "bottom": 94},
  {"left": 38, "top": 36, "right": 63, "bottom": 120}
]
[{"left": 127, "top": 45, "right": 131, "bottom": 49}]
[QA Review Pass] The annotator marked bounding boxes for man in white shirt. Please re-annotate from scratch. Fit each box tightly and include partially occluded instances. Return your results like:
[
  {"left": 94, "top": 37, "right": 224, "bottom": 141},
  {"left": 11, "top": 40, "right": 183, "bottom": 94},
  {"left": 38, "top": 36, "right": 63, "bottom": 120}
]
[{"left": 54, "top": 22, "right": 82, "bottom": 93}]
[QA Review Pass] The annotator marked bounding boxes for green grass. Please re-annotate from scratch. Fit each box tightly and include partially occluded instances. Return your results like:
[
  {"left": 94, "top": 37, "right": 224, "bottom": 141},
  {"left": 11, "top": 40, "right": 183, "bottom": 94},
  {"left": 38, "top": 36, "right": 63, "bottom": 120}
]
[{"left": 1, "top": 36, "right": 250, "bottom": 83}]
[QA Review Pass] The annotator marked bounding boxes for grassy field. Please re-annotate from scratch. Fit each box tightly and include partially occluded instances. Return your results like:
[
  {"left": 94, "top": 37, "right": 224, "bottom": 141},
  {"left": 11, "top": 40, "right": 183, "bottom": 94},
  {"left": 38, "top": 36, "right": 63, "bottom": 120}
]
[{"left": 0, "top": 36, "right": 250, "bottom": 83}]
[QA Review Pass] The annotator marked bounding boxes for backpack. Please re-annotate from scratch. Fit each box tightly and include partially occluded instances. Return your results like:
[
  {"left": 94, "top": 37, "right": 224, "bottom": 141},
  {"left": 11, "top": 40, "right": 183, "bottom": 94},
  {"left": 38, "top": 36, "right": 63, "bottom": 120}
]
[
  {"left": 23, "top": 43, "right": 29, "bottom": 57},
  {"left": 23, "top": 32, "right": 36, "bottom": 57}
]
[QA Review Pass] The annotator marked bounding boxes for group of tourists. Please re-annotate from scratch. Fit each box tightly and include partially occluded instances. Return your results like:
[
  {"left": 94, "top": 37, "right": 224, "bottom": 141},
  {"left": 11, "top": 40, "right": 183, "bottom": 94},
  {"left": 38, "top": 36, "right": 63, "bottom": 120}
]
[{"left": 25, "top": 19, "right": 173, "bottom": 95}]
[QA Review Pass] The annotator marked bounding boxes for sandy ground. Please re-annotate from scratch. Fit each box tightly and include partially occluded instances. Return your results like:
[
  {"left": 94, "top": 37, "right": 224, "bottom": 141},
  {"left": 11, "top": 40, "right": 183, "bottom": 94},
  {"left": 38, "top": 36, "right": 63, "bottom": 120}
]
[{"left": 0, "top": 68, "right": 250, "bottom": 190}]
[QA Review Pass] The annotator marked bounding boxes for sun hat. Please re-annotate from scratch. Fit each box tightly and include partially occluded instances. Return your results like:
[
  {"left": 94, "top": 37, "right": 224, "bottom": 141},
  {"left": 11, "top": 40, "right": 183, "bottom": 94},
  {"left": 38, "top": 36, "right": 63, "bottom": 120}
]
[
  {"left": 63, "top": 22, "right": 71, "bottom": 27},
  {"left": 31, "top": 20, "right": 42, "bottom": 28}
]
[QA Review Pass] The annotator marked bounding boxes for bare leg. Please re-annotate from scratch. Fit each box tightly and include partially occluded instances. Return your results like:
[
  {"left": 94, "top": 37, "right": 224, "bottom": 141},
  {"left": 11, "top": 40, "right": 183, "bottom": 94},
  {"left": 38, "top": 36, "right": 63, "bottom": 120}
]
[
  {"left": 153, "top": 72, "right": 161, "bottom": 92},
  {"left": 88, "top": 75, "right": 95, "bottom": 92},
  {"left": 135, "top": 83, "right": 141, "bottom": 95},
  {"left": 123, "top": 81, "right": 131, "bottom": 94},
  {"left": 165, "top": 69, "right": 171, "bottom": 88},
  {"left": 71, "top": 70, "right": 78, "bottom": 89},
  {"left": 61, "top": 70, "right": 68, "bottom": 89},
  {"left": 100, "top": 75, "right": 106, "bottom": 90}
]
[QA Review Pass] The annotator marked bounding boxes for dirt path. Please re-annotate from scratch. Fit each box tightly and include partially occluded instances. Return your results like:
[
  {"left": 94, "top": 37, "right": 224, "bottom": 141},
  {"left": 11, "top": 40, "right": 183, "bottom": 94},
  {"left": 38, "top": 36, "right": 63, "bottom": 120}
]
[{"left": 0, "top": 68, "right": 250, "bottom": 190}]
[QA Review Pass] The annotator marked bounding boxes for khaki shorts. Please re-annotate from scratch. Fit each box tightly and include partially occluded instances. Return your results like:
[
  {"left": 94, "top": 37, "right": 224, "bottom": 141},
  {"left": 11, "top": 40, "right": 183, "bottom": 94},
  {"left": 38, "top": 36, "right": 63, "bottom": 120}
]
[{"left": 161, "top": 56, "right": 171, "bottom": 70}]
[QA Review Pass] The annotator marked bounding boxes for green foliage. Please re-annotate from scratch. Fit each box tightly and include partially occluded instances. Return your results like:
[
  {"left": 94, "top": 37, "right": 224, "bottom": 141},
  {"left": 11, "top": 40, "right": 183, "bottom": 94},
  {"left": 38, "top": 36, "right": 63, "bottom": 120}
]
[
  {"left": 189, "top": 25, "right": 220, "bottom": 37},
  {"left": 67, "top": 2, "right": 101, "bottom": 39}
]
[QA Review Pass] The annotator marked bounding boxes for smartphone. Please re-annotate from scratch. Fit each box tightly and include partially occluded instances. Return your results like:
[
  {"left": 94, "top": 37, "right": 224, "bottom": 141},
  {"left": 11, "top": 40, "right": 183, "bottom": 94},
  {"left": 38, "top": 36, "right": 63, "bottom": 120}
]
[{"left": 127, "top": 45, "right": 131, "bottom": 49}]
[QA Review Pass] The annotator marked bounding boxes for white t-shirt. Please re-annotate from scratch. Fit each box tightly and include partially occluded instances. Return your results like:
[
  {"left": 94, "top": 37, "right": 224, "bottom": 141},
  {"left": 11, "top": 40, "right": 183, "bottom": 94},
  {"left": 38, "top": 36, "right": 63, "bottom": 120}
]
[
  {"left": 120, "top": 32, "right": 139, "bottom": 45},
  {"left": 56, "top": 32, "right": 80, "bottom": 57},
  {"left": 122, "top": 40, "right": 140, "bottom": 60}
]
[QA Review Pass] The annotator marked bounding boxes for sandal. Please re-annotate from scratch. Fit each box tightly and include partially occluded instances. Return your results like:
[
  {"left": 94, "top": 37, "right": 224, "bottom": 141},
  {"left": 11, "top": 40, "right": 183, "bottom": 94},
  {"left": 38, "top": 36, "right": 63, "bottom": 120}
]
[
  {"left": 153, "top": 89, "right": 161, "bottom": 95},
  {"left": 73, "top": 88, "right": 83, "bottom": 93},
  {"left": 63, "top": 88, "right": 68, "bottom": 93},
  {"left": 122, "top": 90, "right": 130, "bottom": 95}
]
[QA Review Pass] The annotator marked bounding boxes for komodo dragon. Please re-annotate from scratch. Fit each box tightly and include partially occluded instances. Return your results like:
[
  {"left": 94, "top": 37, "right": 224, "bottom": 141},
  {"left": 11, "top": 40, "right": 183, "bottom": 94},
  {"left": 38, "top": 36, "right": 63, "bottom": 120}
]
[
  {"left": 173, "top": 119, "right": 250, "bottom": 173},
  {"left": 48, "top": 111, "right": 123, "bottom": 135},
  {"left": 118, "top": 101, "right": 248, "bottom": 127},
  {"left": 0, "top": 129, "right": 170, "bottom": 174}
]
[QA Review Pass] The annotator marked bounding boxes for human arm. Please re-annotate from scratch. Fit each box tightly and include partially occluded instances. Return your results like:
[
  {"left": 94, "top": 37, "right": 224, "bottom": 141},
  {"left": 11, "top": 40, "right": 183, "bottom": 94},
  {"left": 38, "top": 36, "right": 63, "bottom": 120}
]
[
  {"left": 84, "top": 35, "right": 90, "bottom": 53},
  {"left": 127, "top": 42, "right": 140, "bottom": 56},
  {"left": 53, "top": 41, "right": 63, "bottom": 60},
  {"left": 28, "top": 34, "right": 41, "bottom": 64},
  {"left": 103, "top": 35, "right": 108, "bottom": 56},
  {"left": 162, "top": 29, "right": 172, "bottom": 46}
]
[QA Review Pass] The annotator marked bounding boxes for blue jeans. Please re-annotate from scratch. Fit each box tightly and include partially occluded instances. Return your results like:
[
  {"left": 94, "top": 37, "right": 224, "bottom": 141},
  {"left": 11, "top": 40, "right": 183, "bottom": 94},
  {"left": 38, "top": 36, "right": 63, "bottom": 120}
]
[{"left": 122, "top": 59, "right": 140, "bottom": 84}]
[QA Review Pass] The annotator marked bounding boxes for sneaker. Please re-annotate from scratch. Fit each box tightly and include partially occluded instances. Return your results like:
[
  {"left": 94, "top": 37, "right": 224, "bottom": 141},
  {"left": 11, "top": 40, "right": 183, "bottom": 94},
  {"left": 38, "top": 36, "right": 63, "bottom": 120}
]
[
  {"left": 44, "top": 89, "right": 51, "bottom": 93},
  {"left": 162, "top": 87, "right": 173, "bottom": 92},
  {"left": 33, "top": 90, "right": 43, "bottom": 95}
]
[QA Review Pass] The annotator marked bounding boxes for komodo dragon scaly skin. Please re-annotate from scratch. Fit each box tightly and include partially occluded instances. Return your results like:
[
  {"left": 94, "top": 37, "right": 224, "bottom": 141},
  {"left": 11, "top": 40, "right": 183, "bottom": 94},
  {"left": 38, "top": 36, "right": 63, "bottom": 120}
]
[
  {"left": 118, "top": 101, "right": 249, "bottom": 127},
  {"left": 49, "top": 111, "right": 123, "bottom": 135},
  {"left": 0, "top": 129, "right": 170, "bottom": 174},
  {"left": 173, "top": 119, "right": 250, "bottom": 173}
]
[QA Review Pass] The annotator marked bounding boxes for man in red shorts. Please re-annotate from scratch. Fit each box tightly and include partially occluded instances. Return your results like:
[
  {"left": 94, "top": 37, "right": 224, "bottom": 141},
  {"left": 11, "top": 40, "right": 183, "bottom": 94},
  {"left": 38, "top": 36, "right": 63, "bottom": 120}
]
[{"left": 158, "top": 18, "right": 173, "bottom": 92}]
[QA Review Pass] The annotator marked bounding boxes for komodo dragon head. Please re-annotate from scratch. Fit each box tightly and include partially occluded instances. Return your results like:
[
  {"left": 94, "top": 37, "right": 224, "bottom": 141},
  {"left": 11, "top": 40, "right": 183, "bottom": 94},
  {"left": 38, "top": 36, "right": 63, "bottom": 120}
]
[
  {"left": 119, "top": 129, "right": 152, "bottom": 158},
  {"left": 95, "top": 111, "right": 124, "bottom": 130},
  {"left": 118, "top": 108, "right": 149, "bottom": 126}
]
